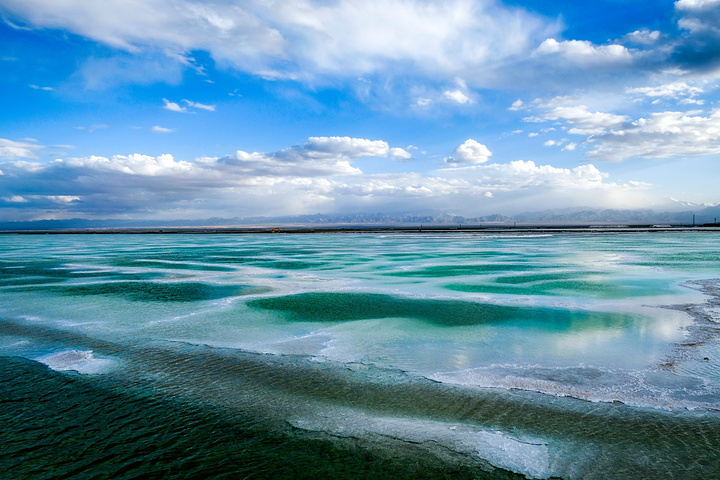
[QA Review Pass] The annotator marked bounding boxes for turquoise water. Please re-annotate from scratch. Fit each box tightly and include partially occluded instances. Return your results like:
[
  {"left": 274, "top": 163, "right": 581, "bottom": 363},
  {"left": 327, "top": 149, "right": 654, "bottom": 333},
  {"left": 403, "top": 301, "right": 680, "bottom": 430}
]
[{"left": 1, "top": 231, "right": 719, "bottom": 479}]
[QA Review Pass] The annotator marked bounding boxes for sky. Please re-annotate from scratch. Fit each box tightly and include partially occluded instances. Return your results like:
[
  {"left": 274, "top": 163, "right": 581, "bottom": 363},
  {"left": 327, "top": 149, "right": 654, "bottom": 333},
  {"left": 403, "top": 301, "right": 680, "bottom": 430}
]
[{"left": 1, "top": 0, "right": 720, "bottom": 222}]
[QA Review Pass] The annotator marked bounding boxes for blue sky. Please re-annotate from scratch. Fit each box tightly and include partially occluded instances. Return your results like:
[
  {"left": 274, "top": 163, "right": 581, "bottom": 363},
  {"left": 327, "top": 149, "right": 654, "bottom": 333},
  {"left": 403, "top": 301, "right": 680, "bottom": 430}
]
[{"left": 1, "top": 0, "right": 720, "bottom": 221}]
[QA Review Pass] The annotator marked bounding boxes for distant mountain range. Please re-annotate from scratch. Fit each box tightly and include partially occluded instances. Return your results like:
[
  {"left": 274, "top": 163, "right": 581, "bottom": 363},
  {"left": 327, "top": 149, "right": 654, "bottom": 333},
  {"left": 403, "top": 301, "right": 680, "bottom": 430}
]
[{"left": 2, "top": 205, "right": 720, "bottom": 231}]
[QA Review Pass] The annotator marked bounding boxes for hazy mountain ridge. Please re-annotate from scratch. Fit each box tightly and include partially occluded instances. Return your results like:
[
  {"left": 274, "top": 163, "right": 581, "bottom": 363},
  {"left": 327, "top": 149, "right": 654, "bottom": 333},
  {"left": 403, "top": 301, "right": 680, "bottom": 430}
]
[{"left": 2, "top": 205, "right": 720, "bottom": 231}]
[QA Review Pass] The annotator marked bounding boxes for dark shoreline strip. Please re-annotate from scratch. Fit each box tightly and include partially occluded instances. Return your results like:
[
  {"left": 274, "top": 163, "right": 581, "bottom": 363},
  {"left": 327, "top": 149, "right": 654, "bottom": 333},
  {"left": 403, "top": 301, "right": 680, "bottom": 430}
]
[{"left": 2, "top": 226, "right": 720, "bottom": 235}]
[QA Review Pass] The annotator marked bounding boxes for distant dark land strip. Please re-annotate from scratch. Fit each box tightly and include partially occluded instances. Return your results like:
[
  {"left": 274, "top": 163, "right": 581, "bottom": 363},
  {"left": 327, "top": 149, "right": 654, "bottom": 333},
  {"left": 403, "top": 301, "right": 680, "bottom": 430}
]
[{"left": 2, "top": 224, "right": 720, "bottom": 235}]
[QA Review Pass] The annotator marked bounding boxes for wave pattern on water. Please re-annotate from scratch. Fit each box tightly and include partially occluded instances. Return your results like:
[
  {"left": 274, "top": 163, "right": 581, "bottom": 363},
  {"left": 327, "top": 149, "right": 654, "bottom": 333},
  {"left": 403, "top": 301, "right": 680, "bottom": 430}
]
[{"left": 2, "top": 232, "right": 720, "bottom": 478}]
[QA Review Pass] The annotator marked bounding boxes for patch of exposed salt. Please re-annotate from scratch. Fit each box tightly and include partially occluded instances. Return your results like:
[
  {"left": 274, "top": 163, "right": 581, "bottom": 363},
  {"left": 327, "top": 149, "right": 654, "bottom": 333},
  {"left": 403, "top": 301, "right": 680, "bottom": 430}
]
[{"left": 36, "top": 349, "right": 117, "bottom": 374}]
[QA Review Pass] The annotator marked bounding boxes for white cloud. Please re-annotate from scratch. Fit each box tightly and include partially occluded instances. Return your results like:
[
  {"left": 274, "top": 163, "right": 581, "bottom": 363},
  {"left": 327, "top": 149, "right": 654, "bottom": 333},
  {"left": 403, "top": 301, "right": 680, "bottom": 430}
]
[
  {"left": 442, "top": 77, "right": 473, "bottom": 104},
  {"left": 0, "top": 138, "right": 44, "bottom": 159},
  {"left": 272, "top": 0, "right": 559, "bottom": 78},
  {"left": 535, "top": 38, "right": 633, "bottom": 66},
  {"left": 675, "top": 0, "right": 720, "bottom": 37},
  {"left": 45, "top": 195, "right": 81, "bottom": 203},
  {"left": 43, "top": 137, "right": 408, "bottom": 183},
  {"left": 587, "top": 109, "right": 720, "bottom": 161},
  {"left": 675, "top": 0, "right": 720, "bottom": 11},
  {"left": 0, "top": 136, "right": 416, "bottom": 218},
  {"left": 2, "top": 195, "right": 29, "bottom": 203},
  {"left": 344, "top": 160, "right": 651, "bottom": 214},
  {"left": 523, "top": 96, "right": 720, "bottom": 161},
  {"left": 29, "top": 84, "right": 53, "bottom": 91},
  {"left": 443, "top": 89, "right": 472, "bottom": 104},
  {"left": 337, "top": 161, "right": 620, "bottom": 200},
  {"left": 162, "top": 98, "right": 187, "bottom": 112},
  {"left": 162, "top": 98, "right": 215, "bottom": 112},
  {"left": 626, "top": 82, "right": 704, "bottom": 100},
  {"left": 151, "top": 126, "right": 175, "bottom": 133},
  {"left": 63, "top": 153, "right": 193, "bottom": 176},
  {"left": 0, "top": 135, "right": 659, "bottom": 219},
  {"left": 445, "top": 139, "right": 492, "bottom": 165},
  {"left": 623, "top": 29, "right": 661, "bottom": 45},
  {"left": 1, "top": 0, "right": 286, "bottom": 70},
  {"left": 540, "top": 105, "right": 630, "bottom": 135},
  {"left": 183, "top": 99, "right": 216, "bottom": 111},
  {"left": 509, "top": 99, "right": 524, "bottom": 111},
  {"left": 215, "top": 149, "right": 361, "bottom": 180},
  {"left": 0, "top": 0, "right": 559, "bottom": 84},
  {"left": 297, "top": 136, "right": 411, "bottom": 160},
  {"left": 480, "top": 161, "right": 610, "bottom": 189}
]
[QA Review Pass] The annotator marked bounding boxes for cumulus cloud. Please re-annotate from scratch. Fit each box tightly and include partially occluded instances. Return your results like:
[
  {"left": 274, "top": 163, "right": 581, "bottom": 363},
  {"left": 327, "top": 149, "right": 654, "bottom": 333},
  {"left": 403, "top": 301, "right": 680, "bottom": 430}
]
[
  {"left": 0, "top": 136, "right": 412, "bottom": 217},
  {"left": 445, "top": 139, "right": 492, "bottom": 165},
  {"left": 0, "top": 135, "right": 653, "bottom": 219},
  {"left": 443, "top": 89, "right": 472, "bottom": 104},
  {"left": 675, "top": 0, "right": 720, "bottom": 39},
  {"left": 535, "top": 105, "right": 630, "bottom": 135},
  {"left": 63, "top": 153, "right": 193, "bottom": 176},
  {"left": 535, "top": 38, "right": 633, "bottom": 66},
  {"left": 626, "top": 81, "right": 704, "bottom": 100},
  {"left": 521, "top": 94, "right": 720, "bottom": 161},
  {"left": 442, "top": 78, "right": 473, "bottom": 104},
  {"left": 0, "top": 138, "right": 44, "bottom": 159},
  {"left": 623, "top": 29, "right": 661, "bottom": 45},
  {"left": 6, "top": 0, "right": 720, "bottom": 104},
  {"left": 671, "top": 0, "right": 720, "bottom": 71},
  {"left": 475, "top": 161, "right": 610, "bottom": 189},
  {"left": 676, "top": 0, "right": 720, "bottom": 8},
  {"left": 335, "top": 161, "right": 637, "bottom": 209},
  {"left": 213, "top": 136, "right": 410, "bottom": 179},
  {"left": 163, "top": 98, "right": 187, "bottom": 112},
  {"left": 587, "top": 109, "right": 720, "bottom": 161},
  {"left": 339, "top": 160, "right": 651, "bottom": 214},
  {"left": 291, "top": 136, "right": 411, "bottom": 160}
]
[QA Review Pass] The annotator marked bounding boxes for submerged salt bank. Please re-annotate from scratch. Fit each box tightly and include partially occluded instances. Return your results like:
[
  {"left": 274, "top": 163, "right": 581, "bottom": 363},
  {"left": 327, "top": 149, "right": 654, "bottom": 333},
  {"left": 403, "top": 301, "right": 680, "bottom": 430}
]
[{"left": 1, "top": 231, "right": 720, "bottom": 478}]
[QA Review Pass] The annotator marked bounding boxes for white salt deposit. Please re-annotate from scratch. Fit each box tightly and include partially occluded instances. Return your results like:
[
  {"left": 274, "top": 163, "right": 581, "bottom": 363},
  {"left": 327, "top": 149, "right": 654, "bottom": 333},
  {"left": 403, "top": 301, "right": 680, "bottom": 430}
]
[{"left": 36, "top": 349, "right": 117, "bottom": 374}]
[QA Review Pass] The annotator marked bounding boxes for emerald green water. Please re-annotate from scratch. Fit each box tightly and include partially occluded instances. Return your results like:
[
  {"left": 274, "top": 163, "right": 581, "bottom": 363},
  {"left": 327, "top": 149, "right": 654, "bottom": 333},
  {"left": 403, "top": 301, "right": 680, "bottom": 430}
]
[{"left": 1, "top": 231, "right": 719, "bottom": 479}]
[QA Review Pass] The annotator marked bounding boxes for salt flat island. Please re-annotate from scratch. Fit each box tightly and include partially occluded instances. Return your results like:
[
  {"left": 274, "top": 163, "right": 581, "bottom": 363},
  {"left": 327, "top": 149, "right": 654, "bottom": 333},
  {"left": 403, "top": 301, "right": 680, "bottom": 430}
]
[{"left": 2, "top": 231, "right": 720, "bottom": 479}]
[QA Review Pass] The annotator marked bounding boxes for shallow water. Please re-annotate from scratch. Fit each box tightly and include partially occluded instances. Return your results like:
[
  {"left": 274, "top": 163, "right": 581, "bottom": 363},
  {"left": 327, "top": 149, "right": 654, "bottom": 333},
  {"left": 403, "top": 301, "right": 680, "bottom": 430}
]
[{"left": 1, "top": 231, "right": 719, "bottom": 478}]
